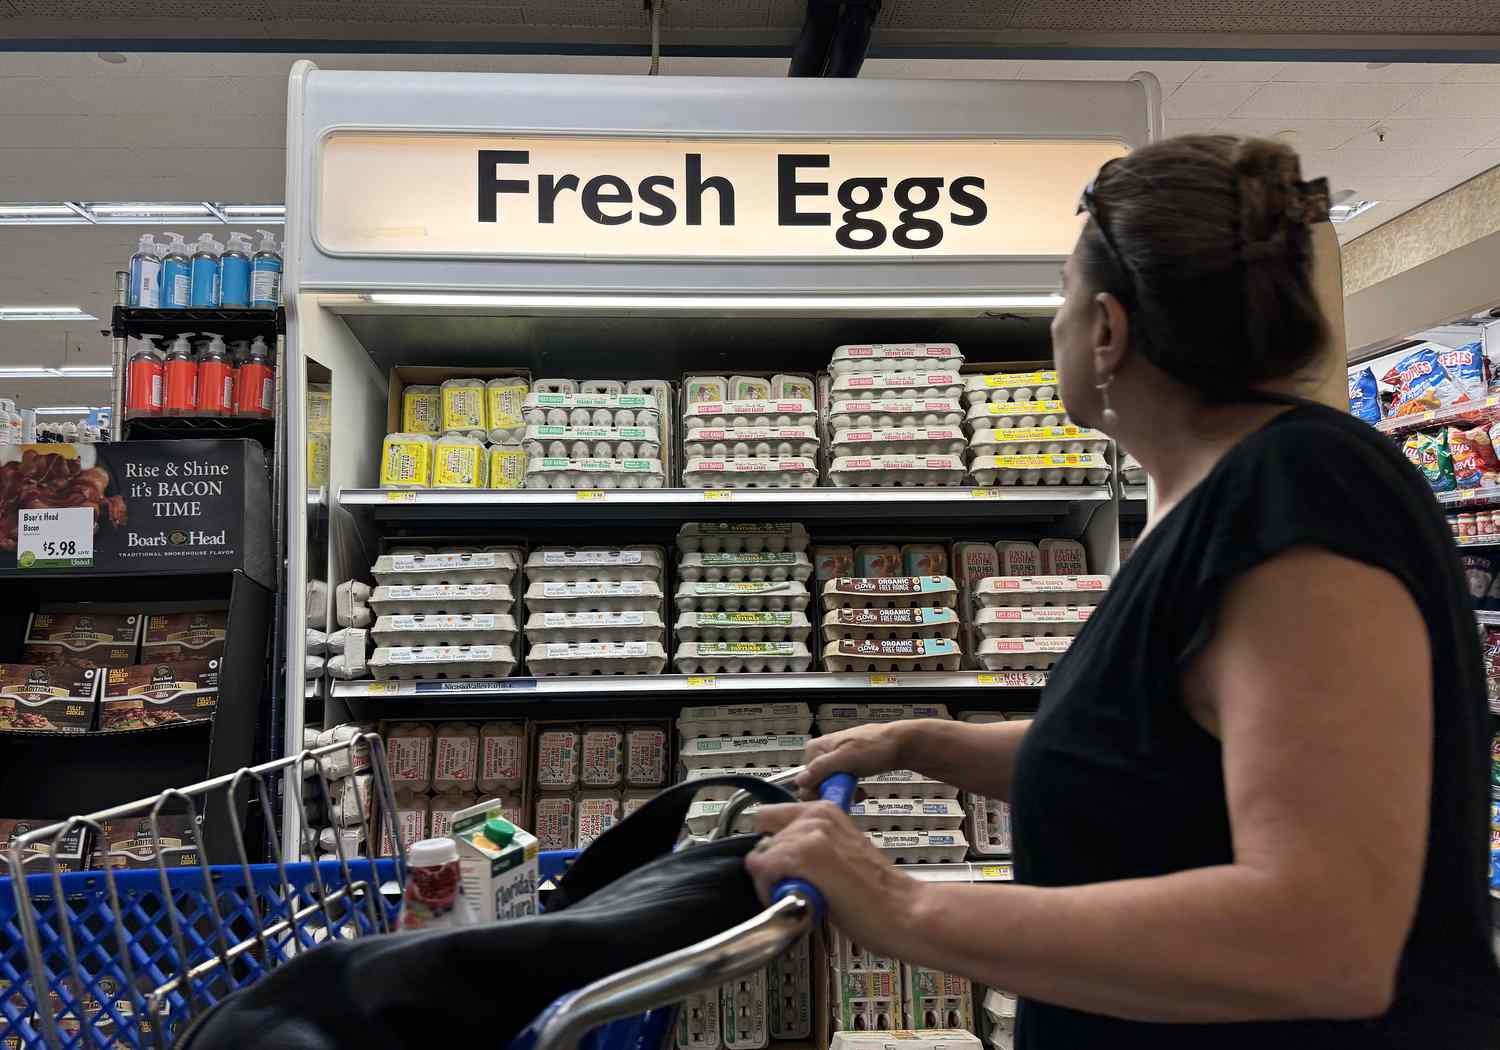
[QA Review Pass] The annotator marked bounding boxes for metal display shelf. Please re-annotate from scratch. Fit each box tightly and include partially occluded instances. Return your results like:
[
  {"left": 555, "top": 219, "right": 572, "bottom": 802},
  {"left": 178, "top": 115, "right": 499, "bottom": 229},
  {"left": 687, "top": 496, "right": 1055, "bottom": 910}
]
[
  {"left": 1437, "top": 486, "right": 1500, "bottom": 508},
  {"left": 112, "top": 305, "right": 283, "bottom": 340},
  {"left": 122, "top": 414, "right": 274, "bottom": 446},
  {"left": 1375, "top": 395, "right": 1500, "bottom": 437},
  {"left": 333, "top": 670, "right": 1047, "bottom": 701},
  {"left": 1476, "top": 610, "right": 1500, "bottom": 626},
  {"left": 1457, "top": 536, "right": 1500, "bottom": 549},
  {"left": 340, "top": 486, "right": 1112, "bottom": 525}
]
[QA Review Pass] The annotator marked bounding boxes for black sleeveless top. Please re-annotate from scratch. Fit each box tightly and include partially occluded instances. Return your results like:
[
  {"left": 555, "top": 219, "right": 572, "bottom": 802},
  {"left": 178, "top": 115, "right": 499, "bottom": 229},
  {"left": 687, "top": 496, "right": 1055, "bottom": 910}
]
[{"left": 1010, "top": 403, "right": 1500, "bottom": 1048}]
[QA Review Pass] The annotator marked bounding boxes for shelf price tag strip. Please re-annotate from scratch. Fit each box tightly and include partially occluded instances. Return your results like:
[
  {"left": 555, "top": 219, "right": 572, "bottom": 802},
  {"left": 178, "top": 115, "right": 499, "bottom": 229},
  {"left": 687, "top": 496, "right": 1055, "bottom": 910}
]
[{"left": 17, "top": 507, "right": 95, "bottom": 568}]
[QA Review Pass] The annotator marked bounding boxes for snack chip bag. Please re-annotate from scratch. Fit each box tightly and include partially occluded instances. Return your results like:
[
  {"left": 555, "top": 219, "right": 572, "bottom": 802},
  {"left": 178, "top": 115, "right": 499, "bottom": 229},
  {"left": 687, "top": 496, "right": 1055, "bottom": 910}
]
[
  {"left": 1386, "top": 346, "right": 1462, "bottom": 416},
  {"left": 1402, "top": 433, "right": 1424, "bottom": 473},
  {"left": 1437, "top": 341, "right": 1487, "bottom": 404},
  {"left": 1416, "top": 431, "right": 1456, "bottom": 493},
  {"left": 1348, "top": 367, "right": 1382, "bottom": 423},
  {"left": 1448, "top": 426, "right": 1500, "bottom": 489}
]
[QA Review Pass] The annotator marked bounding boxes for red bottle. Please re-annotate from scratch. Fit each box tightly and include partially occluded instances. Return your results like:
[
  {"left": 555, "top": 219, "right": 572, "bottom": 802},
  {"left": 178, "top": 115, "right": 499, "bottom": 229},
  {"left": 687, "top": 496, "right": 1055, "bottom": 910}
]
[
  {"left": 234, "top": 335, "right": 275, "bottom": 418},
  {"left": 195, "top": 333, "right": 234, "bottom": 417},
  {"left": 124, "top": 334, "right": 165, "bottom": 418},
  {"left": 162, "top": 333, "right": 198, "bottom": 417}
]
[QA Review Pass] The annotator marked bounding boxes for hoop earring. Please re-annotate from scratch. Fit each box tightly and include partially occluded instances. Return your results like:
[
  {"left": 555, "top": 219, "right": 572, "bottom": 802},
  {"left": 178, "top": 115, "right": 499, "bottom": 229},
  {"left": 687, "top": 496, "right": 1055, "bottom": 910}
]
[{"left": 1096, "top": 374, "right": 1119, "bottom": 427}]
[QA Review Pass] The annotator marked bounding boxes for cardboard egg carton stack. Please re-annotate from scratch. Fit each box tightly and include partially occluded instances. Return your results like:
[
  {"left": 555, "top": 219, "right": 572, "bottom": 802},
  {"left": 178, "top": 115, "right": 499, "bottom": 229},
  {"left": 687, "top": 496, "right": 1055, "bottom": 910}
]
[
  {"left": 826, "top": 921, "right": 978, "bottom": 1037},
  {"left": 961, "top": 369, "right": 1111, "bottom": 487},
  {"left": 971, "top": 539, "right": 1108, "bottom": 672},
  {"left": 674, "top": 523, "right": 816, "bottom": 673},
  {"left": 523, "top": 546, "right": 669, "bottom": 675},
  {"left": 823, "top": 343, "right": 969, "bottom": 488},
  {"left": 958, "top": 713, "right": 1012, "bottom": 859},
  {"left": 531, "top": 721, "right": 670, "bottom": 851},
  {"left": 296, "top": 722, "right": 377, "bottom": 862},
  {"left": 814, "top": 542, "right": 962, "bottom": 672},
  {"left": 361, "top": 545, "right": 525, "bottom": 681},
  {"left": 520, "top": 378, "right": 673, "bottom": 490},
  {"left": 681, "top": 374, "right": 819, "bottom": 489}
]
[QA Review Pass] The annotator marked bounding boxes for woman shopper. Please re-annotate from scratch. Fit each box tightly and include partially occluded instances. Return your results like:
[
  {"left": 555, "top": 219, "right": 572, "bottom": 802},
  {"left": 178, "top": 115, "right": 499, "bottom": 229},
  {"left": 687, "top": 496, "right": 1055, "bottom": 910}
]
[{"left": 747, "top": 135, "right": 1500, "bottom": 1048}]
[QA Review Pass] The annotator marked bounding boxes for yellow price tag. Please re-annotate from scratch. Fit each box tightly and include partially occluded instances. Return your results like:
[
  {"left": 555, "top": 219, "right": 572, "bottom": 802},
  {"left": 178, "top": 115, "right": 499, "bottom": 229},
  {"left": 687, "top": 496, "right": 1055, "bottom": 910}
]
[
  {"left": 365, "top": 682, "right": 390, "bottom": 695},
  {"left": 687, "top": 675, "right": 718, "bottom": 688},
  {"left": 384, "top": 490, "right": 417, "bottom": 503},
  {"left": 979, "top": 864, "right": 1013, "bottom": 880},
  {"left": 977, "top": 673, "right": 1002, "bottom": 686},
  {"left": 969, "top": 488, "right": 999, "bottom": 500},
  {"left": 867, "top": 674, "right": 899, "bottom": 687},
  {"left": 575, "top": 490, "right": 606, "bottom": 501},
  {"left": 702, "top": 489, "right": 734, "bottom": 502}
]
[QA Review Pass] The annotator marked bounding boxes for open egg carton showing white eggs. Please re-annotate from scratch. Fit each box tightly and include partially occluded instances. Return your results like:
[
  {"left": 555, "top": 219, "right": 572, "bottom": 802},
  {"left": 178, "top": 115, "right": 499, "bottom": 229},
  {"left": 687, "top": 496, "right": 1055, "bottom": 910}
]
[
  {"left": 674, "top": 522, "right": 815, "bottom": 673},
  {"left": 523, "top": 545, "right": 669, "bottom": 675},
  {"left": 519, "top": 378, "right": 674, "bottom": 489},
  {"left": 679, "top": 373, "right": 820, "bottom": 488}
]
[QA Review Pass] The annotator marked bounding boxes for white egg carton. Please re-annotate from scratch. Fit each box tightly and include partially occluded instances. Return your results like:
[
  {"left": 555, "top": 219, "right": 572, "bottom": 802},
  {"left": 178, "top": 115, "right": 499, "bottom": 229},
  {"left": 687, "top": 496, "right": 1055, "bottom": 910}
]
[
  {"left": 675, "top": 580, "right": 811, "bottom": 613},
  {"left": 521, "top": 425, "right": 662, "bottom": 461},
  {"left": 828, "top": 398, "right": 965, "bottom": 431},
  {"left": 722, "top": 965, "right": 769, "bottom": 1050},
  {"left": 969, "top": 453, "right": 1110, "bottom": 487},
  {"left": 974, "top": 606, "right": 1093, "bottom": 638},
  {"left": 846, "top": 798, "right": 966, "bottom": 832},
  {"left": 681, "top": 765, "right": 791, "bottom": 800},
  {"left": 821, "top": 607, "right": 960, "bottom": 641},
  {"left": 675, "top": 522, "right": 810, "bottom": 554},
  {"left": 674, "top": 611, "right": 813, "bottom": 643},
  {"left": 816, "top": 702, "right": 950, "bottom": 733},
  {"left": 829, "top": 454, "right": 967, "bottom": 487},
  {"left": 525, "top": 640, "right": 668, "bottom": 677},
  {"left": 1122, "top": 452, "right": 1145, "bottom": 485},
  {"left": 521, "top": 392, "right": 662, "bottom": 429},
  {"left": 678, "top": 733, "right": 810, "bottom": 770},
  {"left": 867, "top": 830, "right": 970, "bottom": 865},
  {"left": 768, "top": 924, "right": 813, "bottom": 1040},
  {"left": 686, "top": 798, "right": 756, "bottom": 836},
  {"left": 370, "top": 550, "right": 519, "bottom": 586},
  {"left": 682, "top": 427, "right": 819, "bottom": 460},
  {"left": 974, "top": 575, "right": 1110, "bottom": 607},
  {"left": 682, "top": 458, "right": 818, "bottom": 489},
  {"left": 525, "top": 580, "right": 665, "bottom": 613},
  {"left": 676, "top": 989, "right": 722, "bottom": 1050},
  {"left": 674, "top": 641, "right": 814, "bottom": 674},
  {"left": 523, "top": 458, "right": 667, "bottom": 489},
  {"left": 526, "top": 547, "right": 666, "bottom": 584},
  {"left": 524, "top": 610, "right": 667, "bottom": 644},
  {"left": 978, "top": 635, "right": 1073, "bottom": 670},
  {"left": 369, "top": 583, "right": 516, "bottom": 616},
  {"left": 682, "top": 399, "right": 818, "bottom": 430},
  {"left": 368, "top": 644, "right": 517, "bottom": 681},
  {"left": 678, "top": 551, "right": 813, "bottom": 583},
  {"left": 969, "top": 426, "right": 1109, "bottom": 457},
  {"left": 822, "top": 576, "right": 958, "bottom": 610},
  {"left": 371, "top": 613, "right": 518, "bottom": 648},
  {"left": 677, "top": 703, "right": 812, "bottom": 739},
  {"left": 963, "top": 400, "right": 1069, "bottom": 433},
  {"left": 861, "top": 770, "right": 960, "bottom": 799},
  {"left": 828, "top": 343, "right": 963, "bottom": 376},
  {"left": 962, "top": 371, "right": 1059, "bottom": 406},
  {"left": 822, "top": 638, "right": 962, "bottom": 673},
  {"left": 532, "top": 379, "right": 579, "bottom": 395},
  {"left": 830, "top": 427, "right": 967, "bottom": 459},
  {"left": 831, "top": 371, "right": 965, "bottom": 401}
]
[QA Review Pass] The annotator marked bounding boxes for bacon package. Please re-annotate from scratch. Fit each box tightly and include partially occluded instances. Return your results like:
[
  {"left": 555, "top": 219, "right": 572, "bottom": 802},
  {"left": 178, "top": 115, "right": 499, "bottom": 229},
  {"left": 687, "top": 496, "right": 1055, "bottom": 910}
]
[
  {"left": 1447, "top": 426, "right": 1500, "bottom": 490},
  {"left": 1385, "top": 347, "right": 1465, "bottom": 417}
]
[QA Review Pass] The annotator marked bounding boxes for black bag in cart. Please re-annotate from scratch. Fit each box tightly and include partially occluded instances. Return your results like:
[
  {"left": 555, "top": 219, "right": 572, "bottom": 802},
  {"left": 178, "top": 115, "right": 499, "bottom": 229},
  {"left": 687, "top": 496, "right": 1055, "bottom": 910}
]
[{"left": 176, "top": 775, "right": 794, "bottom": 1050}]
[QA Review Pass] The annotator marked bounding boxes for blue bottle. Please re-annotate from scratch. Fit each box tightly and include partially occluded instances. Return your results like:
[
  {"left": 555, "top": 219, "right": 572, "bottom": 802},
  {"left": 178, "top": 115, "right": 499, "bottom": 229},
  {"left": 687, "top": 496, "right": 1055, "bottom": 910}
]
[
  {"left": 219, "top": 232, "right": 252, "bottom": 308},
  {"left": 189, "top": 233, "right": 222, "bottom": 308},
  {"left": 127, "top": 233, "right": 162, "bottom": 308},
  {"left": 250, "top": 229, "right": 282, "bottom": 309},
  {"left": 159, "top": 232, "right": 192, "bottom": 310}
]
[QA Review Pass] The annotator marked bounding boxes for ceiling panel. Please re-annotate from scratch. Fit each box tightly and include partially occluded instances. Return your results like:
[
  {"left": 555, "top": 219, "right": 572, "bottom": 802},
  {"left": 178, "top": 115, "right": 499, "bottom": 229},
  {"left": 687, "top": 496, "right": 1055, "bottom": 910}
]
[
  {"left": 1234, "top": 81, "right": 1431, "bottom": 119},
  {"left": 1394, "top": 83, "right": 1500, "bottom": 117},
  {"left": 1162, "top": 81, "right": 1262, "bottom": 119}
]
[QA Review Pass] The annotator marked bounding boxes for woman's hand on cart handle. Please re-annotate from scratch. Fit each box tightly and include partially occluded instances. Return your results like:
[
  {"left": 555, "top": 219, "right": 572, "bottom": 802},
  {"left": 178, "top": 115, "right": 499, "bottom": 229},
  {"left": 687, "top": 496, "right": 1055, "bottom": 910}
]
[
  {"left": 764, "top": 773, "right": 857, "bottom": 918},
  {"left": 794, "top": 723, "right": 912, "bottom": 801}
]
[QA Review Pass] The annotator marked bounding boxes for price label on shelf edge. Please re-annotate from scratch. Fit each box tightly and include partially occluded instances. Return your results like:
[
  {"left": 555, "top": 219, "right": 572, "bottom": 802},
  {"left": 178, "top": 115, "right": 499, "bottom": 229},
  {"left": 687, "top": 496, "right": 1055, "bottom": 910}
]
[
  {"left": 384, "top": 490, "right": 417, "bottom": 503},
  {"left": 575, "top": 490, "right": 607, "bottom": 502},
  {"left": 687, "top": 675, "right": 718, "bottom": 688},
  {"left": 701, "top": 489, "right": 734, "bottom": 502},
  {"left": 17, "top": 507, "right": 94, "bottom": 568}
]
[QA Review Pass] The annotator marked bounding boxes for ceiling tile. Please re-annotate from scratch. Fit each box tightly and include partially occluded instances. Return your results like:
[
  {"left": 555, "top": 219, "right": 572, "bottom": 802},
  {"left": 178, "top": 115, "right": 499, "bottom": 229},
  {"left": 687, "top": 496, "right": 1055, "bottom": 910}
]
[
  {"left": 1015, "top": 60, "right": 1200, "bottom": 85},
  {"left": 879, "top": 0, "right": 1023, "bottom": 29},
  {"left": 1445, "top": 65, "right": 1500, "bottom": 84},
  {"left": 1161, "top": 118, "right": 1220, "bottom": 139},
  {"left": 1428, "top": 148, "right": 1500, "bottom": 183},
  {"left": 1394, "top": 83, "right": 1500, "bottom": 117},
  {"left": 1233, "top": 81, "right": 1430, "bottom": 119},
  {"left": 1271, "top": 61, "right": 1457, "bottom": 83},
  {"left": 1214, "top": 117, "right": 1368, "bottom": 151},
  {"left": 865, "top": 59, "right": 1022, "bottom": 80},
  {"left": 1347, "top": 116, "right": 1500, "bottom": 150},
  {"left": 1188, "top": 61, "right": 1283, "bottom": 83},
  {"left": 1162, "top": 81, "right": 1261, "bottom": 120}
]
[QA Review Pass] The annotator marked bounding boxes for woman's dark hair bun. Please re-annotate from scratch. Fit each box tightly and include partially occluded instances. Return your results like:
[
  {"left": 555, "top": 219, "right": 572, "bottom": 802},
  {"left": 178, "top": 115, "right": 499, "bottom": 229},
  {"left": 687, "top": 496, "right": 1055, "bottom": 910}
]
[{"left": 1080, "top": 134, "right": 1330, "bottom": 402}]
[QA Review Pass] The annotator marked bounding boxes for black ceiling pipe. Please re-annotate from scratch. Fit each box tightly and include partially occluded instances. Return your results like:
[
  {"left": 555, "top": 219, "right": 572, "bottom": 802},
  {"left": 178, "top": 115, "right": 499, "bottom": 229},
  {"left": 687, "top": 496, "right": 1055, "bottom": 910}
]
[
  {"left": 788, "top": 0, "right": 841, "bottom": 76},
  {"left": 822, "top": 0, "right": 881, "bottom": 77}
]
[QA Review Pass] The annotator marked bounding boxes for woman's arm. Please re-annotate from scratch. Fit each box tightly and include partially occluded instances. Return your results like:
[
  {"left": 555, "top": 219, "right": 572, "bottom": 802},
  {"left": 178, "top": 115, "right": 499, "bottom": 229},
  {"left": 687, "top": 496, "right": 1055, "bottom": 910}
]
[
  {"left": 795, "top": 717, "right": 1030, "bottom": 802},
  {"left": 753, "top": 547, "right": 1430, "bottom": 1022}
]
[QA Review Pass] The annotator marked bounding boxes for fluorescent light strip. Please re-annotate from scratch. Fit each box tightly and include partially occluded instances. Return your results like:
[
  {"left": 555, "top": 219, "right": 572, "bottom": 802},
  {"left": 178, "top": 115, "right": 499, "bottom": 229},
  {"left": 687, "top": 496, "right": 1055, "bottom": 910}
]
[
  {"left": 0, "top": 366, "right": 112, "bottom": 378},
  {"left": 0, "top": 307, "right": 97, "bottom": 321},
  {"left": 365, "top": 292, "right": 1064, "bottom": 311},
  {"left": 33, "top": 406, "right": 103, "bottom": 416},
  {"left": 0, "top": 202, "right": 286, "bottom": 226}
]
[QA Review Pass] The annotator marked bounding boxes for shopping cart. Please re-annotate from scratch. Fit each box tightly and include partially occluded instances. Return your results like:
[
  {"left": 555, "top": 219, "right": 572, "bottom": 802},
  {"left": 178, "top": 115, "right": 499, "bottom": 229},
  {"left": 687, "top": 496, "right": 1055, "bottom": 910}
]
[{"left": 1, "top": 734, "right": 849, "bottom": 1050}]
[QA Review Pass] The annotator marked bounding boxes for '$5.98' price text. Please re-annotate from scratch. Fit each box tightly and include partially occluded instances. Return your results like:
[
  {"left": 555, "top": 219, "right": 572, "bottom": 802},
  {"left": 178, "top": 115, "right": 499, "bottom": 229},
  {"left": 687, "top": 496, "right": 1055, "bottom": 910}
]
[{"left": 38, "top": 539, "right": 79, "bottom": 558}]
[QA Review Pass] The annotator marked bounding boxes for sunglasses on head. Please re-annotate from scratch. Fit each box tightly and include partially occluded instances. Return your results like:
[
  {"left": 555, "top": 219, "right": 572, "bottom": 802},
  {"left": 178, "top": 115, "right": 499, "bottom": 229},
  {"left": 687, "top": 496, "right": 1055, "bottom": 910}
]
[{"left": 1075, "top": 159, "right": 1138, "bottom": 308}]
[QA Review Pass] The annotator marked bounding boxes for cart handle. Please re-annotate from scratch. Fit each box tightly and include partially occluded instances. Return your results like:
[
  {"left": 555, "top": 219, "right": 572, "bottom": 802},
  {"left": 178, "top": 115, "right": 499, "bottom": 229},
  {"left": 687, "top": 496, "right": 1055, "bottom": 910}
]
[{"left": 770, "top": 771, "right": 857, "bottom": 919}]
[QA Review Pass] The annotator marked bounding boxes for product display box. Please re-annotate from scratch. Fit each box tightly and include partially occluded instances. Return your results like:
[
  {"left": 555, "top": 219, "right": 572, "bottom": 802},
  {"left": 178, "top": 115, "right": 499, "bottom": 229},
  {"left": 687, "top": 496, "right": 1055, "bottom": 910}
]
[
  {"left": 89, "top": 814, "right": 200, "bottom": 869},
  {"left": 0, "top": 817, "right": 89, "bottom": 872},
  {"left": 0, "top": 665, "right": 98, "bottom": 733},
  {"left": 100, "top": 659, "right": 219, "bottom": 732},
  {"left": 830, "top": 1031, "right": 982, "bottom": 1050},
  {"left": 0, "top": 441, "right": 271, "bottom": 587},
  {"left": 385, "top": 365, "right": 532, "bottom": 436},
  {"left": 22, "top": 611, "right": 141, "bottom": 669},
  {"left": 450, "top": 798, "right": 540, "bottom": 922},
  {"left": 140, "top": 610, "right": 228, "bottom": 662}
]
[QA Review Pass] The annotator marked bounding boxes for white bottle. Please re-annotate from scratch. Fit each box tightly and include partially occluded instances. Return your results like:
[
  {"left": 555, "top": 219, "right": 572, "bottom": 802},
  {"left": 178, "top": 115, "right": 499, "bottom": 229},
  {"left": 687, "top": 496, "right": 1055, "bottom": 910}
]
[{"left": 127, "top": 234, "right": 162, "bottom": 308}]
